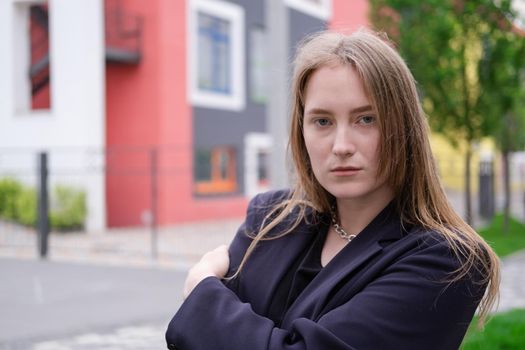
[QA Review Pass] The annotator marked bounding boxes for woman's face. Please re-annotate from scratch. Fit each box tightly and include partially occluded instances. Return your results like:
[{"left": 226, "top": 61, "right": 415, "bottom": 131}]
[{"left": 302, "top": 64, "right": 392, "bottom": 205}]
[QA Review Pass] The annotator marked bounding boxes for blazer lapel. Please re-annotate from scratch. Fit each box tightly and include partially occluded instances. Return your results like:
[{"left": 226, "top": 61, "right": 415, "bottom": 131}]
[
  {"left": 240, "top": 215, "right": 319, "bottom": 315},
  {"left": 281, "top": 203, "right": 405, "bottom": 327}
]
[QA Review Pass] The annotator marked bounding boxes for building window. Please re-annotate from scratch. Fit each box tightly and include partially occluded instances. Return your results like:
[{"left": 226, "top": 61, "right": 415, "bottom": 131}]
[
  {"left": 188, "top": 0, "right": 245, "bottom": 111},
  {"left": 29, "top": 3, "right": 51, "bottom": 110},
  {"left": 244, "top": 133, "right": 271, "bottom": 197},
  {"left": 194, "top": 147, "right": 238, "bottom": 194},
  {"left": 198, "top": 12, "right": 231, "bottom": 94},
  {"left": 250, "top": 25, "right": 268, "bottom": 104},
  {"left": 284, "top": 0, "right": 332, "bottom": 20},
  {"left": 13, "top": 1, "right": 52, "bottom": 113}
]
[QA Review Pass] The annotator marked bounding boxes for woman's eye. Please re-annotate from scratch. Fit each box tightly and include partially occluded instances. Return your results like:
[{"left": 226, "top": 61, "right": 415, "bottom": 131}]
[
  {"left": 358, "top": 115, "right": 375, "bottom": 124},
  {"left": 315, "top": 118, "right": 331, "bottom": 126}
]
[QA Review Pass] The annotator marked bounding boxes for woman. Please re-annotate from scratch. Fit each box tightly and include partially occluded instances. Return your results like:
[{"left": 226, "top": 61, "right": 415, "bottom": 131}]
[{"left": 166, "top": 30, "right": 499, "bottom": 349}]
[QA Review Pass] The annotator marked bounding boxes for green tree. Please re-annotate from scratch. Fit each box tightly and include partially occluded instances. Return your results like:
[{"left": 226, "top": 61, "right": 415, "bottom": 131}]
[
  {"left": 479, "top": 28, "right": 525, "bottom": 232},
  {"left": 370, "top": 0, "right": 521, "bottom": 225}
]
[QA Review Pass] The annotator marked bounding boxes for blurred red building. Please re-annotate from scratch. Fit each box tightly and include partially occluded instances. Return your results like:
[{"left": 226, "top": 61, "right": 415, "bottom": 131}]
[{"left": 0, "top": 0, "right": 368, "bottom": 229}]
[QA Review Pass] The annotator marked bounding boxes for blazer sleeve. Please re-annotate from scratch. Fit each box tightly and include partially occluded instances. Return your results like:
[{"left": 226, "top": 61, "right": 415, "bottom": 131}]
[
  {"left": 165, "top": 196, "right": 486, "bottom": 350},
  {"left": 221, "top": 191, "right": 264, "bottom": 294}
]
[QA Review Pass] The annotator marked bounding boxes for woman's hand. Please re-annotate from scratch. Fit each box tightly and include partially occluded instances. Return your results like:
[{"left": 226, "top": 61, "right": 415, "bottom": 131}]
[{"left": 183, "top": 245, "right": 230, "bottom": 299}]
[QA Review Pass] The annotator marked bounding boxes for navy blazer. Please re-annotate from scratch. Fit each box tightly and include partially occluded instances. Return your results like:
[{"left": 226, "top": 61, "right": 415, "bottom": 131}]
[{"left": 166, "top": 190, "right": 486, "bottom": 350}]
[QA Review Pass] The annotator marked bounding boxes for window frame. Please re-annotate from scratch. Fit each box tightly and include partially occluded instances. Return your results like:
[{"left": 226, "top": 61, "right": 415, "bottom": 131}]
[
  {"left": 187, "top": 0, "right": 245, "bottom": 111},
  {"left": 244, "top": 133, "right": 271, "bottom": 197}
]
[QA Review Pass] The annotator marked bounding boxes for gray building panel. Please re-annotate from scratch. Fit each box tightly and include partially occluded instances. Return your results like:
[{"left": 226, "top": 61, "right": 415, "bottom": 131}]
[
  {"left": 193, "top": 0, "right": 266, "bottom": 196},
  {"left": 193, "top": 0, "right": 326, "bottom": 196},
  {"left": 288, "top": 8, "right": 326, "bottom": 61}
]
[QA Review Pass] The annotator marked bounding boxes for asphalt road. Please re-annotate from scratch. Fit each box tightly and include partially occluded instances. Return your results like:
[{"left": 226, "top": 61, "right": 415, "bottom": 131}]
[{"left": 0, "top": 258, "right": 184, "bottom": 348}]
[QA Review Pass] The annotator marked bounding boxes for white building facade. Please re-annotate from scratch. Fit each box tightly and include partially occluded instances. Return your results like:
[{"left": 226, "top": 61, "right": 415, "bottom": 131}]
[{"left": 0, "top": 0, "right": 106, "bottom": 230}]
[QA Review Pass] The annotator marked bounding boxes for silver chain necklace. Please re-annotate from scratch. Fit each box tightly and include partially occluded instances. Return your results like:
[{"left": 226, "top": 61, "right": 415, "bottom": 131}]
[{"left": 331, "top": 210, "right": 357, "bottom": 242}]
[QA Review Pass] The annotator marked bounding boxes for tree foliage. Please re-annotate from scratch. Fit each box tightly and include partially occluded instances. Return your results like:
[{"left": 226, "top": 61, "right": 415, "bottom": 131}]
[
  {"left": 370, "top": 0, "right": 525, "bottom": 225},
  {"left": 479, "top": 25, "right": 525, "bottom": 231},
  {"left": 479, "top": 26, "right": 525, "bottom": 152}
]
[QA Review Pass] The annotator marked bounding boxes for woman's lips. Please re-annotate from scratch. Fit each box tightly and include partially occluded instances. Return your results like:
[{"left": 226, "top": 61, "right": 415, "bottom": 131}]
[{"left": 330, "top": 167, "right": 362, "bottom": 176}]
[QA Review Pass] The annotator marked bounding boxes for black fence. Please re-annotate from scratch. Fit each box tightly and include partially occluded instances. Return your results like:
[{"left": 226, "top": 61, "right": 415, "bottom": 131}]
[
  {"left": 0, "top": 146, "right": 197, "bottom": 264},
  {"left": 1, "top": 146, "right": 524, "bottom": 263}
]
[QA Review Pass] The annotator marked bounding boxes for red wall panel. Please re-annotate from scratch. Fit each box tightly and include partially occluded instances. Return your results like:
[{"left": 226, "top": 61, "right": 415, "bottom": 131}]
[
  {"left": 105, "top": 0, "right": 248, "bottom": 227},
  {"left": 330, "top": 0, "right": 369, "bottom": 32}
]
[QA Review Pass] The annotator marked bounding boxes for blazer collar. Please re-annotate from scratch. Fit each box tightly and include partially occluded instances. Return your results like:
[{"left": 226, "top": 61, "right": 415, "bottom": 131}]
[
  {"left": 242, "top": 200, "right": 406, "bottom": 318},
  {"left": 280, "top": 201, "right": 406, "bottom": 326},
  {"left": 311, "top": 200, "right": 404, "bottom": 279}
]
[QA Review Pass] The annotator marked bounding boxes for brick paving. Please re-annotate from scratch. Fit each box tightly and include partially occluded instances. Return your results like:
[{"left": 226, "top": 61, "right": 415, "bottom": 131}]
[{"left": 1, "top": 323, "right": 166, "bottom": 350}]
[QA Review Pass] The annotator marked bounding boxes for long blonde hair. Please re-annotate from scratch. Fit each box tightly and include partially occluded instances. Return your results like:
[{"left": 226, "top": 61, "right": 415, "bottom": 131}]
[{"left": 234, "top": 29, "right": 499, "bottom": 327}]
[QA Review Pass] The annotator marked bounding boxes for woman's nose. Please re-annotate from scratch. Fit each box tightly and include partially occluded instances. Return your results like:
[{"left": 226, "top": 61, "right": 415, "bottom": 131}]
[{"left": 332, "top": 127, "right": 356, "bottom": 157}]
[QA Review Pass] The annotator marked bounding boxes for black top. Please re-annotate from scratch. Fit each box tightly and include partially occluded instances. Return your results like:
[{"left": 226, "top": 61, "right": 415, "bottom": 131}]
[{"left": 267, "top": 220, "right": 330, "bottom": 327}]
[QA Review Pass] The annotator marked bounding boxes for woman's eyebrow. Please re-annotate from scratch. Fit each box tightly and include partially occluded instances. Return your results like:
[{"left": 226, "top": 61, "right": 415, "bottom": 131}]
[
  {"left": 304, "top": 107, "right": 331, "bottom": 116},
  {"left": 305, "top": 105, "right": 373, "bottom": 115},
  {"left": 350, "top": 105, "right": 374, "bottom": 114}
]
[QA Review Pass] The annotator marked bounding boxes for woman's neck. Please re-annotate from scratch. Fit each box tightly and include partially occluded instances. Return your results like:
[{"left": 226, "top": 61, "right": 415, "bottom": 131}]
[{"left": 336, "top": 191, "right": 395, "bottom": 236}]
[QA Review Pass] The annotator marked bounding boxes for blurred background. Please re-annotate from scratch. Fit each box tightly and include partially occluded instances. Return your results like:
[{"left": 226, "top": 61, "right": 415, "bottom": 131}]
[{"left": 0, "top": 0, "right": 524, "bottom": 349}]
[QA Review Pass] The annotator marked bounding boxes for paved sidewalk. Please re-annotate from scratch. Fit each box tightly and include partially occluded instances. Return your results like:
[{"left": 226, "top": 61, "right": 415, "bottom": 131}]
[
  {"left": 0, "top": 218, "right": 243, "bottom": 271},
  {"left": 22, "top": 323, "right": 166, "bottom": 350},
  {"left": 1, "top": 323, "right": 167, "bottom": 350},
  {"left": 497, "top": 249, "right": 525, "bottom": 312}
]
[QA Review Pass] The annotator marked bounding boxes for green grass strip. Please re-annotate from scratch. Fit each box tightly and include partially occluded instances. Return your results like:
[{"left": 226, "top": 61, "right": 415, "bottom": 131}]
[
  {"left": 477, "top": 214, "right": 525, "bottom": 257},
  {"left": 461, "top": 309, "right": 525, "bottom": 349}
]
